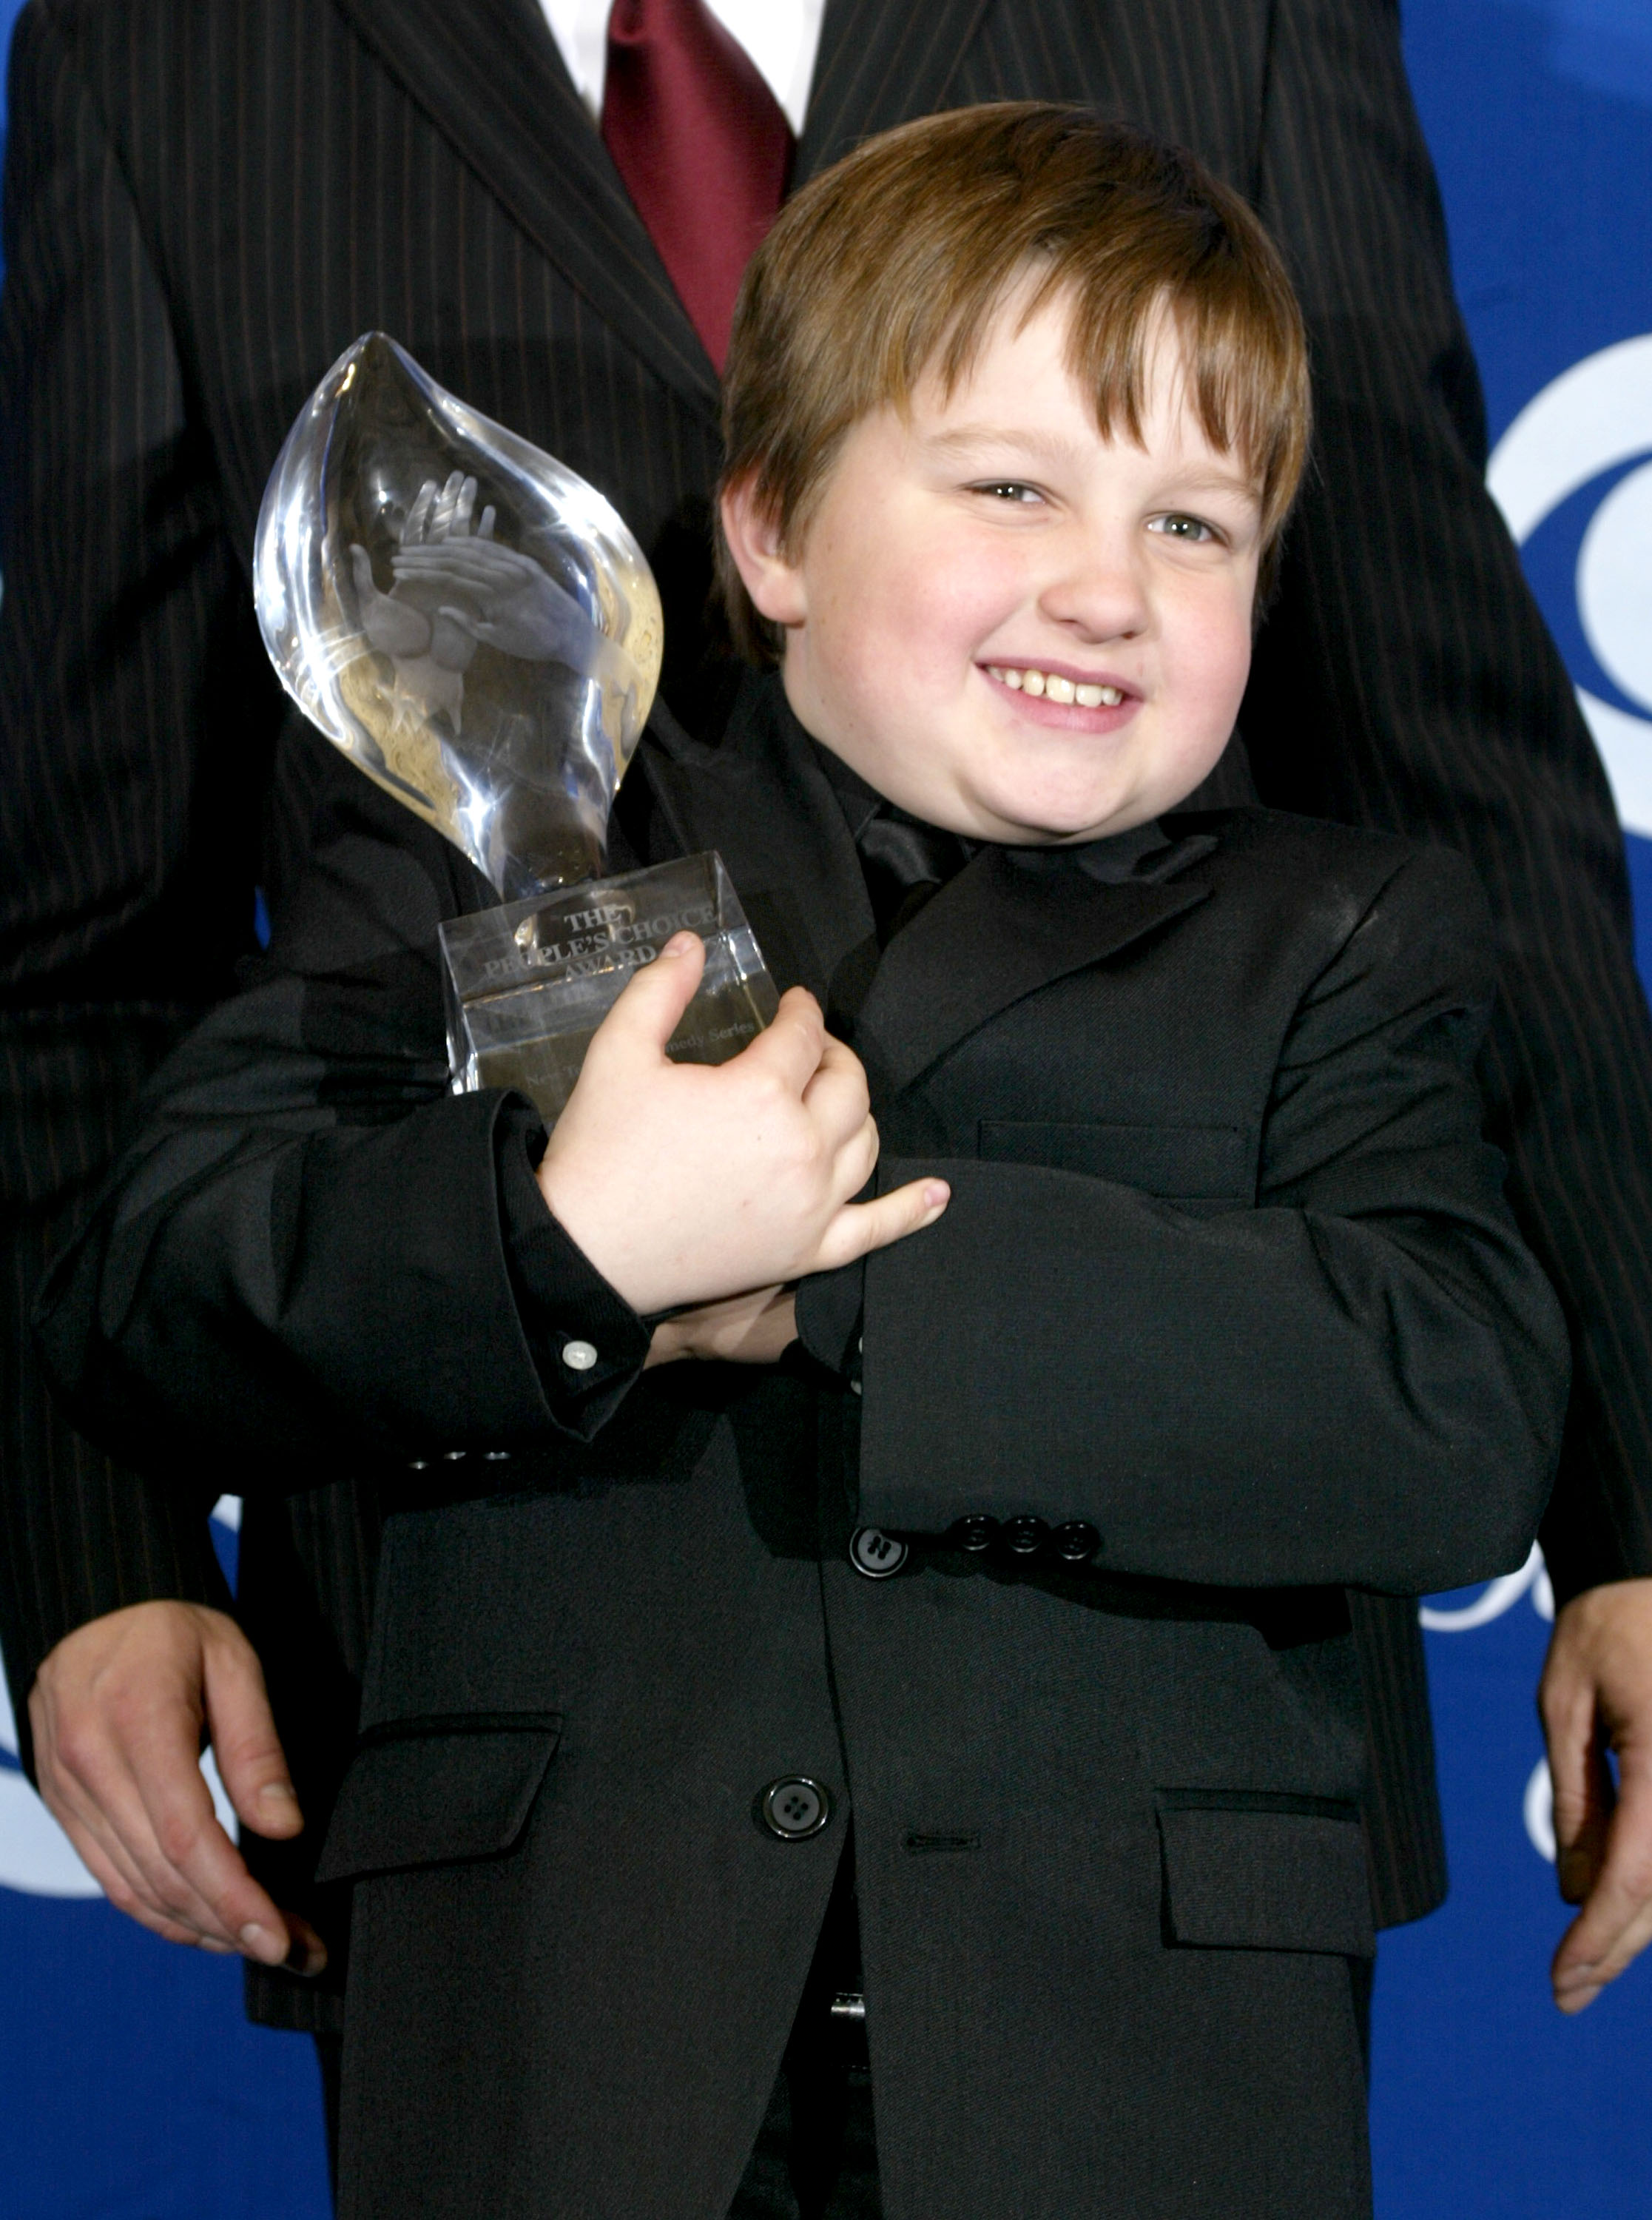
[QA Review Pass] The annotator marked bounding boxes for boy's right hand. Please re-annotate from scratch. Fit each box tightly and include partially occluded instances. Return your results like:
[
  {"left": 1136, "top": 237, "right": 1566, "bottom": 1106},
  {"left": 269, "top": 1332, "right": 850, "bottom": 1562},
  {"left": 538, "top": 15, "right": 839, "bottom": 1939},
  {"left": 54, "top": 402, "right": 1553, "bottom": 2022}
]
[{"left": 536, "top": 932, "right": 948, "bottom": 1316}]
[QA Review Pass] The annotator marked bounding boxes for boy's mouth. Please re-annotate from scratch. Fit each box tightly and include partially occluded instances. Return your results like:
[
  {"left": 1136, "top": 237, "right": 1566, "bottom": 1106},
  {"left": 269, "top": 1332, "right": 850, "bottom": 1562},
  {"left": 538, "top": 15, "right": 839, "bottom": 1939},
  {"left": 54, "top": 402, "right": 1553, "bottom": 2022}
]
[{"left": 985, "top": 663, "right": 1128, "bottom": 707}]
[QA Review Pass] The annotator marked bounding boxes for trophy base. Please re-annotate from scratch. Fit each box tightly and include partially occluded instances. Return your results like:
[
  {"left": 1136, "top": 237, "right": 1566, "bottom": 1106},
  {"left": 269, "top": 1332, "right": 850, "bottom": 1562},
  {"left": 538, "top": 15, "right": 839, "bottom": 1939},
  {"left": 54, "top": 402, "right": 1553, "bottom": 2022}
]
[{"left": 440, "top": 852, "right": 779, "bottom": 1125}]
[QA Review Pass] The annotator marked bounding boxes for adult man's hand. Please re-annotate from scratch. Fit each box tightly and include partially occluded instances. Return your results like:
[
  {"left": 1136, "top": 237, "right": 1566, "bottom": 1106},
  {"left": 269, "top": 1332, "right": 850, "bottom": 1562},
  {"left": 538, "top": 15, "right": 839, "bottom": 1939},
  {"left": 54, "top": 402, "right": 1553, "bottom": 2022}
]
[
  {"left": 29, "top": 1601, "right": 326, "bottom": 1972},
  {"left": 1540, "top": 1576, "right": 1652, "bottom": 2013},
  {"left": 539, "top": 931, "right": 948, "bottom": 1316}
]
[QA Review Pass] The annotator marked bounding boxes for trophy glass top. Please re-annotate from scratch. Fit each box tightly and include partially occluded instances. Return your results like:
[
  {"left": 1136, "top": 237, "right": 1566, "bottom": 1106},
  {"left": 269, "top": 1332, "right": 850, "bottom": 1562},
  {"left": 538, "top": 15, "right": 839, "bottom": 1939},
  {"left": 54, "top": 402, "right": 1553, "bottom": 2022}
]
[{"left": 254, "top": 333, "right": 663, "bottom": 901}]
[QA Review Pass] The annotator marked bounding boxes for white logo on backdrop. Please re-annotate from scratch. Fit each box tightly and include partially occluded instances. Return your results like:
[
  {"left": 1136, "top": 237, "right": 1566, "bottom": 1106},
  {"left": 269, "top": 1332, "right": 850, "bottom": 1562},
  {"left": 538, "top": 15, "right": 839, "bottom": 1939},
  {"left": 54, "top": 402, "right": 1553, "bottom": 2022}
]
[
  {"left": 1488, "top": 331, "right": 1652, "bottom": 835},
  {"left": 0, "top": 1498, "right": 243, "bottom": 1898},
  {"left": 1420, "top": 1542, "right": 1560, "bottom": 1864}
]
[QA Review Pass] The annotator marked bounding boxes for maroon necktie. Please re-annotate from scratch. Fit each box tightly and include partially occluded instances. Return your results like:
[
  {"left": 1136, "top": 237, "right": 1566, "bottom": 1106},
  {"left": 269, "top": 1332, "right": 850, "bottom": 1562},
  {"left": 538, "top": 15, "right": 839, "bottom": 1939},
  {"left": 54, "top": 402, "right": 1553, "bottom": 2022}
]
[{"left": 601, "top": 0, "right": 794, "bottom": 373}]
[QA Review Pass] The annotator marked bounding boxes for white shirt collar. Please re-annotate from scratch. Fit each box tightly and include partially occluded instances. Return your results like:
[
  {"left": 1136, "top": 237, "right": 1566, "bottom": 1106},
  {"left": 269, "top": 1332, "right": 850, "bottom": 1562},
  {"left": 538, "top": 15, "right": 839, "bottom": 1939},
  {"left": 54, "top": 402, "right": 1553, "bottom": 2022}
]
[{"left": 536, "top": 0, "right": 825, "bottom": 136}]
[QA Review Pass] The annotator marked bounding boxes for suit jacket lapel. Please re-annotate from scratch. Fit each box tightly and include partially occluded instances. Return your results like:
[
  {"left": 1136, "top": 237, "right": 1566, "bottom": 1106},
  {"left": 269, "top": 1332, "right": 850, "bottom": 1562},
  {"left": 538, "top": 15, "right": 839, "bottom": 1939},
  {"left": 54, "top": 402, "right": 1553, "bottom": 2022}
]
[
  {"left": 632, "top": 682, "right": 875, "bottom": 1006},
  {"left": 854, "top": 849, "right": 1213, "bottom": 1097},
  {"left": 797, "top": 0, "right": 997, "bottom": 181},
  {"left": 331, "top": 0, "right": 719, "bottom": 420}
]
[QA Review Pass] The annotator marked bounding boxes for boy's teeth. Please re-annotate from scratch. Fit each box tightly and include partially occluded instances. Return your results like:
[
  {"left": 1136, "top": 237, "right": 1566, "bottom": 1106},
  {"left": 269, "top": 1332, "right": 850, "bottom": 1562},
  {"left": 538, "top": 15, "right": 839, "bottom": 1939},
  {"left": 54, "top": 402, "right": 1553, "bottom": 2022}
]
[{"left": 993, "top": 667, "right": 1125, "bottom": 708}]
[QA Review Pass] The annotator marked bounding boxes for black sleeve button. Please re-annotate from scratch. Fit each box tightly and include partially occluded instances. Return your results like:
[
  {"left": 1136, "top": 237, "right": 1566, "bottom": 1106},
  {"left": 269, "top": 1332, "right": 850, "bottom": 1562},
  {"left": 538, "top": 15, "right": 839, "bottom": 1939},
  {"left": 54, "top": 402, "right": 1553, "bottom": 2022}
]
[
  {"left": 1053, "top": 1520, "right": 1101, "bottom": 1564},
  {"left": 849, "top": 1527, "right": 908, "bottom": 1579},
  {"left": 949, "top": 1515, "right": 998, "bottom": 1553},
  {"left": 758, "top": 1777, "right": 832, "bottom": 1840},
  {"left": 1002, "top": 1516, "right": 1049, "bottom": 1557}
]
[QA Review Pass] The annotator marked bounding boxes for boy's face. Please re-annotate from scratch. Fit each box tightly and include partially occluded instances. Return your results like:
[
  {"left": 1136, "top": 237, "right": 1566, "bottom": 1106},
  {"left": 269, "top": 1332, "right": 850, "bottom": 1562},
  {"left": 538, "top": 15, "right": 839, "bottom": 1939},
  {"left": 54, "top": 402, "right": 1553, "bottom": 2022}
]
[{"left": 724, "top": 290, "right": 1265, "bottom": 844}]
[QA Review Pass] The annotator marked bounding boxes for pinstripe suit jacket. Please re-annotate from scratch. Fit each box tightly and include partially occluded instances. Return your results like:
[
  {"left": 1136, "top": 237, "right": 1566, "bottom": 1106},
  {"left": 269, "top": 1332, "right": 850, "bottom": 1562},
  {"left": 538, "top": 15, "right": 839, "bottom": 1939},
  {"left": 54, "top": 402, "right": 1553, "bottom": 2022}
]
[{"left": 1, "top": 0, "right": 1648, "bottom": 2034}]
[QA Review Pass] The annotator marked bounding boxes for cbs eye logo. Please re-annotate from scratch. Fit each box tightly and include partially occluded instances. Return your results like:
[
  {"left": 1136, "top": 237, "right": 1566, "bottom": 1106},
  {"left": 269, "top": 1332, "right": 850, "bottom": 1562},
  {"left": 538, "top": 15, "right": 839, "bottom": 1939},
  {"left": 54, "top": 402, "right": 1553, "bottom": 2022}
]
[{"left": 1490, "top": 332, "right": 1652, "bottom": 835}]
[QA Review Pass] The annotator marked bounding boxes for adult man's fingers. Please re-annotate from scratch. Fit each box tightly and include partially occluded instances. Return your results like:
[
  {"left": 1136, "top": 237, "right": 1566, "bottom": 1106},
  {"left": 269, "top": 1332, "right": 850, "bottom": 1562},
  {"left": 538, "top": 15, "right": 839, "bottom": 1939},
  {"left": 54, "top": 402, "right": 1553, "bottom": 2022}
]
[
  {"left": 1544, "top": 1668, "right": 1613, "bottom": 1906},
  {"left": 1540, "top": 1578, "right": 1652, "bottom": 2010},
  {"left": 27, "top": 1604, "right": 318, "bottom": 1968},
  {"left": 200, "top": 1619, "right": 303, "bottom": 1842},
  {"left": 1552, "top": 1803, "right": 1652, "bottom": 2009},
  {"left": 127, "top": 1749, "right": 297, "bottom": 1962},
  {"left": 47, "top": 1723, "right": 280, "bottom": 1952},
  {"left": 1551, "top": 1719, "right": 1652, "bottom": 2011},
  {"left": 815, "top": 1177, "right": 950, "bottom": 1271}
]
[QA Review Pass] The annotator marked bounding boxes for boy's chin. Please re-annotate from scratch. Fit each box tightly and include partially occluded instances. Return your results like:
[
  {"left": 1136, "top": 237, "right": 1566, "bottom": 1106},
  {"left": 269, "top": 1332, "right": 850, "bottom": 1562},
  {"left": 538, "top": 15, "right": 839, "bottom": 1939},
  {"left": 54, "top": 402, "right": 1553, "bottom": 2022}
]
[{"left": 976, "top": 787, "right": 1153, "bottom": 846}]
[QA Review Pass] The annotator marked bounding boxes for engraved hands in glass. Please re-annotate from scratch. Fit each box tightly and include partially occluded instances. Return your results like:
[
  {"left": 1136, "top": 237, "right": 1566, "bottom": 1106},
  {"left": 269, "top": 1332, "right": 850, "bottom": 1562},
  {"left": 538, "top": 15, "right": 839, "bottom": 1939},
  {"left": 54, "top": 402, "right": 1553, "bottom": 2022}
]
[{"left": 349, "top": 471, "right": 630, "bottom": 738}]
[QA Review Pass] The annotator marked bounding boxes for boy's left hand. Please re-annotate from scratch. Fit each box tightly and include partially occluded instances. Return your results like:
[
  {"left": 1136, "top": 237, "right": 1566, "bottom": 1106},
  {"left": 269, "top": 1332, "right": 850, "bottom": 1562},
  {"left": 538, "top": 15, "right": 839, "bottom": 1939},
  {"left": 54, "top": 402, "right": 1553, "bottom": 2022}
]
[{"left": 644, "top": 1286, "right": 798, "bottom": 1369}]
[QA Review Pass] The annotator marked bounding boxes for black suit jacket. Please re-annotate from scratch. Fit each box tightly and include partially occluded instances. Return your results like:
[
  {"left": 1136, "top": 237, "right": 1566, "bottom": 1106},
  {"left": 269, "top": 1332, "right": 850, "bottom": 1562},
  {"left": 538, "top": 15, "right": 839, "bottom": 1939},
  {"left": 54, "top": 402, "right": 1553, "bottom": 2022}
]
[
  {"left": 0, "top": 0, "right": 1645, "bottom": 2008},
  {"left": 36, "top": 676, "right": 1568, "bottom": 2219}
]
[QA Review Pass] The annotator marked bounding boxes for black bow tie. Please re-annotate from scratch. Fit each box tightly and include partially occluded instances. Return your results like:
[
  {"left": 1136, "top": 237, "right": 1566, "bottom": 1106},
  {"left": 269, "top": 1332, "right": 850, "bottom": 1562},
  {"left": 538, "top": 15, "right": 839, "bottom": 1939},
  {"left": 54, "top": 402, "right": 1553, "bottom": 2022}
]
[
  {"left": 854, "top": 809, "right": 974, "bottom": 947},
  {"left": 803, "top": 716, "right": 1204, "bottom": 945},
  {"left": 803, "top": 736, "right": 974, "bottom": 945}
]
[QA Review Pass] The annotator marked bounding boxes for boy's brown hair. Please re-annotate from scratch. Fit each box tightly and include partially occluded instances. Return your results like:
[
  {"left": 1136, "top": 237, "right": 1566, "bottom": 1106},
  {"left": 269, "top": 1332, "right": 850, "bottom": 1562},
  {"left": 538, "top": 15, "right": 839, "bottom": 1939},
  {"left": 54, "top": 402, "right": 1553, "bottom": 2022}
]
[{"left": 716, "top": 103, "right": 1311, "bottom": 663}]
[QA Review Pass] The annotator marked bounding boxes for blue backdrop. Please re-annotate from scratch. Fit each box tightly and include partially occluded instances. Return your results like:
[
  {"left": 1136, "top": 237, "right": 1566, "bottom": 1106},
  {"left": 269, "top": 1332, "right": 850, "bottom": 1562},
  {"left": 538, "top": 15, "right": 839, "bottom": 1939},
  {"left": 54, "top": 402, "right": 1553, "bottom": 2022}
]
[{"left": 1, "top": 4, "right": 1650, "bottom": 2213}]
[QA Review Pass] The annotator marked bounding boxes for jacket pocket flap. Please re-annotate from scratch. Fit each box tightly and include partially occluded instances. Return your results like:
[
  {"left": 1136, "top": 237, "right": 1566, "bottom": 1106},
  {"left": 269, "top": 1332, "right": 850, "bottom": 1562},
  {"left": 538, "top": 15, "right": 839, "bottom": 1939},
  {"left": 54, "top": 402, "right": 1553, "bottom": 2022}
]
[
  {"left": 1157, "top": 1801, "right": 1374, "bottom": 1958},
  {"left": 315, "top": 1715, "right": 561, "bottom": 1883}
]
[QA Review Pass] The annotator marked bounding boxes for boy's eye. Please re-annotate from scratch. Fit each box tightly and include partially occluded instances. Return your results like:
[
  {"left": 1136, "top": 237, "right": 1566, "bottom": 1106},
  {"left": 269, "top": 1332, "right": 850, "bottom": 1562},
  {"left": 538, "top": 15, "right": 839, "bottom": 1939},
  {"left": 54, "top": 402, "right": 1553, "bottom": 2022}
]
[
  {"left": 1150, "top": 512, "right": 1220, "bottom": 543},
  {"left": 971, "top": 481, "right": 1044, "bottom": 505}
]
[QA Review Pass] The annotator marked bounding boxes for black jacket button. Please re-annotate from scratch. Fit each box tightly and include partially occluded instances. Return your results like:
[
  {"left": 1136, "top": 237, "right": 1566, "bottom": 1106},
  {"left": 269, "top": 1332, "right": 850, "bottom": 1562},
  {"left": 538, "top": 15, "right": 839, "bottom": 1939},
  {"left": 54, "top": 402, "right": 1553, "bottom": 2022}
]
[
  {"left": 949, "top": 1515, "right": 998, "bottom": 1553},
  {"left": 849, "top": 1527, "right": 908, "bottom": 1579},
  {"left": 758, "top": 1777, "right": 832, "bottom": 1840},
  {"left": 1002, "top": 1516, "right": 1049, "bottom": 1557},
  {"left": 1053, "top": 1520, "right": 1101, "bottom": 1564}
]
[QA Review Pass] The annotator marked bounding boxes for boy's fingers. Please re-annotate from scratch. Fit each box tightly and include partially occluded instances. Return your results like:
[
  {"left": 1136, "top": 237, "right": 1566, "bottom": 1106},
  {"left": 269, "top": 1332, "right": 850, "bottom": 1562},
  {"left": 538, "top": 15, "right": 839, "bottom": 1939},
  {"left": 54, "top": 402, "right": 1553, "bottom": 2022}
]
[
  {"left": 828, "top": 1119, "right": 881, "bottom": 1211},
  {"left": 587, "top": 932, "right": 706, "bottom": 1064},
  {"left": 814, "top": 1178, "right": 950, "bottom": 1271},
  {"left": 800, "top": 1035, "right": 873, "bottom": 1143},
  {"left": 739, "top": 986, "right": 829, "bottom": 1096}
]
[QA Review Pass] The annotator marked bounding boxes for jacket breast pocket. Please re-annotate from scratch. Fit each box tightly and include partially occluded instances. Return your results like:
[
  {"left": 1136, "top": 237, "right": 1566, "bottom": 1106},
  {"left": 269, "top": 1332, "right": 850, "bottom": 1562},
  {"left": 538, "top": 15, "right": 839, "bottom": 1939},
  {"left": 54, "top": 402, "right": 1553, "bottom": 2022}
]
[
  {"left": 1156, "top": 1795, "right": 1375, "bottom": 1959},
  {"left": 314, "top": 1713, "right": 562, "bottom": 1883},
  {"left": 977, "top": 1120, "right": 1248, "bottom": 1211}
]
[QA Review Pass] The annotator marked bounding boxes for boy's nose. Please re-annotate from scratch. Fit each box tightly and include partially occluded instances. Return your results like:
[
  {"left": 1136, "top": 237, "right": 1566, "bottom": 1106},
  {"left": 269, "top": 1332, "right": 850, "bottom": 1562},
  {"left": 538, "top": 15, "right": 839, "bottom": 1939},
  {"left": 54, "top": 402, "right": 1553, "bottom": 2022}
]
[{"left": 1036, "top": 534, "right": 1150, "bottom": 642}]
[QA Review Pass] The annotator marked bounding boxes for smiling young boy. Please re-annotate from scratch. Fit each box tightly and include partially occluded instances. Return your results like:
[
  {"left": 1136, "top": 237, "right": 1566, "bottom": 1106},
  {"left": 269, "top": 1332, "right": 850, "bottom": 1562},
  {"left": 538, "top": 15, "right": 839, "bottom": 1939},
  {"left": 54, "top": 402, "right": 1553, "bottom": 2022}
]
[{"left": 39, "top": 107, "right": 1566, "bottom": 2220}]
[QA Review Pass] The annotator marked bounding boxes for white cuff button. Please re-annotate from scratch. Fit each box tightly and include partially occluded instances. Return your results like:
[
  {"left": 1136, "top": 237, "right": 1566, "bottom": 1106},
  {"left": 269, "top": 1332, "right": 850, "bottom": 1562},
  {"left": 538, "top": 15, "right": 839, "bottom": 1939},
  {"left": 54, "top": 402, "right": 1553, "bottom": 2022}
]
[{"left": 562, "top": 1339, "right": 599, "bottom": 1372}]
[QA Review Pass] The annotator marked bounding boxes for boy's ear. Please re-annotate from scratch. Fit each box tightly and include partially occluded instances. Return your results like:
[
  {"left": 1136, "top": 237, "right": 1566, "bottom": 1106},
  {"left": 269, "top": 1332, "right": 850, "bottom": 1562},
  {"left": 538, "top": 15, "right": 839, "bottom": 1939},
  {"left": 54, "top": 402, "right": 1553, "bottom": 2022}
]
[{"left": 719, "top": 477, "right": 809, "bottom": 630}]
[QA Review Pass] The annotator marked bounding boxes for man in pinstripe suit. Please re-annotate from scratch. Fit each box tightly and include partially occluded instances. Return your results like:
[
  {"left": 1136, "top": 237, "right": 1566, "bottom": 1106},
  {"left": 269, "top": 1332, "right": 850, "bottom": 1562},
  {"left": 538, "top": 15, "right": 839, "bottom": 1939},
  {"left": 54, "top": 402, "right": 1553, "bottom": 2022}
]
[{"left": 3, "top": 0, "right": 1651, "bottom": 2098}]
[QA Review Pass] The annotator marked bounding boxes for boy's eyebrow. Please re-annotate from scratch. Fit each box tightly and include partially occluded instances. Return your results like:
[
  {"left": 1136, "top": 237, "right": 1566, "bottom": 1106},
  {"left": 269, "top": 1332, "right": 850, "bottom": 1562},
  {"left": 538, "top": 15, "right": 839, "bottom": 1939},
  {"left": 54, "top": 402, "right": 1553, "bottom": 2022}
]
[
  {"left": 919, "top": 423, "right": 1261, "bottom": 499},
  {"left": 919, "top": 424, "right": 1096, "bottom": 468}
]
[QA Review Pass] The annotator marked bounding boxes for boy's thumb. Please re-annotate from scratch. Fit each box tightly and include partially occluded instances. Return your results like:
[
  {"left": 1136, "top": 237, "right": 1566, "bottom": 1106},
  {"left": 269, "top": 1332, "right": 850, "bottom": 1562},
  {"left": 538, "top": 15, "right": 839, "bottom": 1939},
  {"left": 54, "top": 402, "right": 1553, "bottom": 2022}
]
[{"left": 600, "top": 930, "right": 705, "bottom": 1057}]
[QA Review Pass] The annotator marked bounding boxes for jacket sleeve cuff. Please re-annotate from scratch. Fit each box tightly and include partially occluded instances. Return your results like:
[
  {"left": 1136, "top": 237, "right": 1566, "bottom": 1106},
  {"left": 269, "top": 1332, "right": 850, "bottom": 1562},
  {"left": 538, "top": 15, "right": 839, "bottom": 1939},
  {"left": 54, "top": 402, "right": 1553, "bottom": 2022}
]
[{"left": 493, "top": 1100, "right": 653, "bottom": 1439}]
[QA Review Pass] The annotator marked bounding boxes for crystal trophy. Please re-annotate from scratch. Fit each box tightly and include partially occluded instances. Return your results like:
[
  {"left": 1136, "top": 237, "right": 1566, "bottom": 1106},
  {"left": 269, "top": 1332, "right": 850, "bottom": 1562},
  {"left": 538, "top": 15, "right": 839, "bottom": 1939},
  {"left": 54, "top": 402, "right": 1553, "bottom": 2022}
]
[{"left": 254, "top": 333, "right": 777, "bottom": 1120}]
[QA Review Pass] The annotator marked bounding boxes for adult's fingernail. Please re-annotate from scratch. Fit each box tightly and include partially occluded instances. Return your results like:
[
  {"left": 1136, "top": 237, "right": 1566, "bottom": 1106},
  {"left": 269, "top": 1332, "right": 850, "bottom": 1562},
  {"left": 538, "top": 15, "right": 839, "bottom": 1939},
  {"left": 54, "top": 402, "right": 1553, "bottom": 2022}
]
[
  {"left": 258, "top": 1780, "right": 300, "bottom": 1811},
  {"left": 239, "top": 1923, "right": 283, "bottom": 1960},
  {"left": 924, "top": 1182, "right": 951, "bottom": 1208},
  {"left": 285, "top": 1934, "right": 328, "bottom": 1978},
  {"left": 660, "top": 932, "right": 698, "bottom": 958},
  {"left": 1557, "top": 1982, "right": 1601, "bottom": 2015}
]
